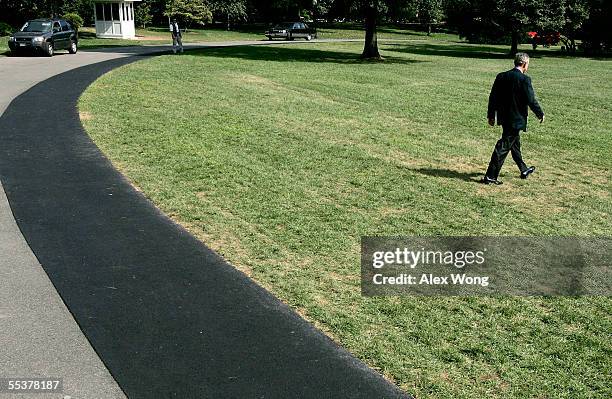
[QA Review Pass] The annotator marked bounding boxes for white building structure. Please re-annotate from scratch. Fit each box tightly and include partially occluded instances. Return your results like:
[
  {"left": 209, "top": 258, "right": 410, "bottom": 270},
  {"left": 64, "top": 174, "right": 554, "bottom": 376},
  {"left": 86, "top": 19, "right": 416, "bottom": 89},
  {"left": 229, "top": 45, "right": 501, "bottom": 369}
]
[{"left": 94, "top": 0, "right": 141, "bottom": 39}]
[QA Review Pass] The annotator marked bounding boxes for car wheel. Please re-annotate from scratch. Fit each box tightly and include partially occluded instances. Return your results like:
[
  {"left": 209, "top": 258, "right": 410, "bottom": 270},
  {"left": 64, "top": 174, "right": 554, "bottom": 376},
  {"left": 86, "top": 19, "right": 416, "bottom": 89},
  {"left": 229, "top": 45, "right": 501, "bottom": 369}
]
[
  {"left": 46, "top": 42, "right": 54, "bottom": 57},
  {"left": 69, "top": 40, "right": 77, "bottom": 54},
  {"left": 306, "top": 34, "right": 312, "bottom": 41}
]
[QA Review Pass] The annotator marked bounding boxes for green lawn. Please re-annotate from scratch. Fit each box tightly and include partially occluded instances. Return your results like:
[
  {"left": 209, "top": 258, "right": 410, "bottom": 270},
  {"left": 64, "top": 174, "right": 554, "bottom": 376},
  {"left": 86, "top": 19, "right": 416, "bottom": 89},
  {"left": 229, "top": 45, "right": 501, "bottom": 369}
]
[{"left": 79, "top": 40, "right": 611, "bottom": 398}]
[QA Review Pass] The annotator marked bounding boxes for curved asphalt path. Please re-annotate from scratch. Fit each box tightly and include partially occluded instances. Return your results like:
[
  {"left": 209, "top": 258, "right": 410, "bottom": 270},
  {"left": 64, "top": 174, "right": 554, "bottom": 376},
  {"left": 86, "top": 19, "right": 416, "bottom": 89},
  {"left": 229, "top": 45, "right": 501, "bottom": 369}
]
[{"left": 0, "top": 43, "right": 410, "bottom": 398}]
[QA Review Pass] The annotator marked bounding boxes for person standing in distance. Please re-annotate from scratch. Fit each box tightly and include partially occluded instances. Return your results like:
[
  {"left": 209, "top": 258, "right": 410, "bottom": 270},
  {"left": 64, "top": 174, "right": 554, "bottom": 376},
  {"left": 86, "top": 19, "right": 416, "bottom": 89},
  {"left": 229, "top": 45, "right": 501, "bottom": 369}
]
[
  {"left": 483, "top": 52, "right": 544, "bottom": 185},
  {"left": 170, "top": 18, "right": 183, "bottom": 54}
]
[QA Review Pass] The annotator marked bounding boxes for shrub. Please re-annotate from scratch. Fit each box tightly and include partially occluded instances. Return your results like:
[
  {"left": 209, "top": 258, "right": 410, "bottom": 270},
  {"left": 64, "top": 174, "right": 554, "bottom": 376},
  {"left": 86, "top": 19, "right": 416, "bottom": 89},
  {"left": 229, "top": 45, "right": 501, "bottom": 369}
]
[
  {"left": 62, "top": 13, "right": 84, "bottom": 31},
  {"left": 0, "top": 21, "right": 13, "bottom": 36}
]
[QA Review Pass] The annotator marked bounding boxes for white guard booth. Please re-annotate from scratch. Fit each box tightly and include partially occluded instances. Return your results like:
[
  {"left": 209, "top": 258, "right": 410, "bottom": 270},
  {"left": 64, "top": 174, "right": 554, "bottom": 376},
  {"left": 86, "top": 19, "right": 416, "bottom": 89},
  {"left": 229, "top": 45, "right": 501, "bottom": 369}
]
[{"left": 94, "top": 0, "right": 141, "bottom": 39}]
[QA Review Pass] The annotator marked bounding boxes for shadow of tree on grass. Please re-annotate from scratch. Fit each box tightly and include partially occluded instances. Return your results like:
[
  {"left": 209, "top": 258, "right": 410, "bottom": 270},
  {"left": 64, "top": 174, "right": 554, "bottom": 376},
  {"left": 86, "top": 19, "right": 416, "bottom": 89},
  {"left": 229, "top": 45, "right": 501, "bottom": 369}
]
[
  {"left": 381, "top": 42, "right": 605, "bottom": 60},
  {"left": 185, "top": 44, "right": 425, "bottom": 65},
  {"left": 382, "top": 42, "right": 513, "bottom": 60}
]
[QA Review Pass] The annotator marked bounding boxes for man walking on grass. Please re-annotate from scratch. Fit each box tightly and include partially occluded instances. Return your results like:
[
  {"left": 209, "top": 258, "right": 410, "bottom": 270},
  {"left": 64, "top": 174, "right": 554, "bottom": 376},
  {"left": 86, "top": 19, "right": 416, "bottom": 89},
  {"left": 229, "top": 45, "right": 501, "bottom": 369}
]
[
  {"left": 170, "top": 18, "right": 183, "bottom": 54},
  {"left": 483, "top": 52, "right": 545, "bottom": 185}
]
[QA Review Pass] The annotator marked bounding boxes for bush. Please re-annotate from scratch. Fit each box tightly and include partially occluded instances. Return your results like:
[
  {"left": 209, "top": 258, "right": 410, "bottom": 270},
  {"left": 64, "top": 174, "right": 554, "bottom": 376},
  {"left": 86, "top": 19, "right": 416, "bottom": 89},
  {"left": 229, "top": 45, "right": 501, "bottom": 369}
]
[
  {"left": 0, "top": 21, "right": 13, "bottom": 36},
  {"left": 62, "top": 13, "right": 84, "bottom": 31}
]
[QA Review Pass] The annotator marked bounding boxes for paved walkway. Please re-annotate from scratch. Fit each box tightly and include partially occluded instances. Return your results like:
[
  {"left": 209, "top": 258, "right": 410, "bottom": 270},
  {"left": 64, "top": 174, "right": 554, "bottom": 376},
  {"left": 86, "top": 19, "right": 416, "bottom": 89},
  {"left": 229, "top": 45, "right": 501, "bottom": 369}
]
[
  {"left": 0, "top": 42, "right": 409, "bottom": 398},
  {"left": 0, "top": 47, "right": 148, "bottom": 399}
]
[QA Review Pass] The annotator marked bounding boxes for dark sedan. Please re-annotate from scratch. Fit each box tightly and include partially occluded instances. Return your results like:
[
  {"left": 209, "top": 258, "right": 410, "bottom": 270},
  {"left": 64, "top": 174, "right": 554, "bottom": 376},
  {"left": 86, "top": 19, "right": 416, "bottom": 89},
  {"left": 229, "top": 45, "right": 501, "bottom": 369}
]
[
  {"left": 265, "top": 22, "right": 317, "bottom": 41},
  {"left": 8, "top": 18, "right": 78, "bottom": 56}
]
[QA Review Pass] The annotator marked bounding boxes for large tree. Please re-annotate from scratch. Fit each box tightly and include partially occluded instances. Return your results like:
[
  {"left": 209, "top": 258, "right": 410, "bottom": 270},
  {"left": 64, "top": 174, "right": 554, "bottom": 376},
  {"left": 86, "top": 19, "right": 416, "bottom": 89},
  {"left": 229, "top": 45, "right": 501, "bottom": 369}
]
[
  {"left": 559, "top": 0, "right": 589, "bottom": 52},
  {"left": 209, "top": 0, "right": 247, "bottom": 29},
  {"left": 417, "top": 0, "right": 443, "bottom": 35},
  {"left": 360, "top": 0, "right": 382, "bottom": 58},
  {"left": 164, "top": 0, "right": 213, "bottom": 27},
  {"left": 0, "top": 0, "right": 63, "bottom": 27},
  {"left": 135, "top": 0, "right": 154, "bottom": 28},
  {"left": 581, "top": 0, "right": 612, "bottom": 53},
  {"left": 61, "top": 0, "right": 95, "bottom": 25},
  {"left": 445, "top": 0, "right": 569, "bottom": 54}
]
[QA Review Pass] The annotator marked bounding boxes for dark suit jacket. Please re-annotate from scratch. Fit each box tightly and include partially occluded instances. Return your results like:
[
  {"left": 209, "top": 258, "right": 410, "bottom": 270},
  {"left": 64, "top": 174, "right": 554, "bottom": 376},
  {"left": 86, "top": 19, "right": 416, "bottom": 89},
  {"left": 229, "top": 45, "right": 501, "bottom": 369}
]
[{"left": 487, "top": 68, "right": 544, "bottom": 131}]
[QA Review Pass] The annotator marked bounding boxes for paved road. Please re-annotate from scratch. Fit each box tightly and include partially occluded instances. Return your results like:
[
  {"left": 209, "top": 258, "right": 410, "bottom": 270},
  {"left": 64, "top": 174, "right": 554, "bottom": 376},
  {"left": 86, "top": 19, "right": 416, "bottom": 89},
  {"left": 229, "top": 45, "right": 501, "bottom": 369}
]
[
  {"left": 0, "top": 47, "right": 149, "bottom": 399},
  {"left": 0, "top": 42, "right": 409, "bottom": 399}
]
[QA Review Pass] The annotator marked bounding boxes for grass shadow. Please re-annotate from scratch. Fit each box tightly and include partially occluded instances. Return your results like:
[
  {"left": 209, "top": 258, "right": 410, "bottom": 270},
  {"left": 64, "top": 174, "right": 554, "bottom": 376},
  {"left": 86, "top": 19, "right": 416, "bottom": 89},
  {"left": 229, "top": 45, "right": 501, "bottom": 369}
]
[
  {"left": 78, "top": 30, "right": 97, "bottom": 39},
  {"left": 413, "top": 168, "right": 483, "bottom": 183},
  {"left": 382, "top": 42, "right": 610, "bottom": 60},
  {"left": 377, "top": 27, "right": 429, "bottom": 37},
  {"left": 185, "top": 44, "right": 425, "bottom": 65},
  {"left": 382, "top": 42, "right": 512, "bottom": 60},
  {"left": 79, "top": 43, "right": 146, "bottom": 50}
]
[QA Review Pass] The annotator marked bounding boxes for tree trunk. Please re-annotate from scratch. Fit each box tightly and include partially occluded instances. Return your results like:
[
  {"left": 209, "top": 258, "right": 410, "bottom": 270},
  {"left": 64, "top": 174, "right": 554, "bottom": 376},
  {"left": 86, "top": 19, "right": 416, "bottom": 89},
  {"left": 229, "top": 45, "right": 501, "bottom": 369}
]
[
  {"left": 510, "top": 30, "right": 519, "bottom": 55},
  {"left": 569, "top": 37, "right": 576, "bottom": 53},
  {"left": 361, "top": 2, "right": 380, "bottom": 59},
  {"left": 427, "top": 23, "right": 431, "bottom": 36}
]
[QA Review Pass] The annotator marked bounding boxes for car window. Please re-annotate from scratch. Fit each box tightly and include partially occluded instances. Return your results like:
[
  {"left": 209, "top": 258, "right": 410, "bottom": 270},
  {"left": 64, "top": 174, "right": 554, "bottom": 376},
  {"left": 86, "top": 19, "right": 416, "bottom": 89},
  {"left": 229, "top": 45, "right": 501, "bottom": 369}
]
[
  {"left": 300, "top": 23, "right": 306, "bottom": 29},
  {"left": 20, "top": 21, "right": 52, "bottom": 32},
  {"left": 60, "top": 20, "right": 70, "bottom": 31},
  {"left": 53, "top": 22, "right": 61, "bottom": 32}
]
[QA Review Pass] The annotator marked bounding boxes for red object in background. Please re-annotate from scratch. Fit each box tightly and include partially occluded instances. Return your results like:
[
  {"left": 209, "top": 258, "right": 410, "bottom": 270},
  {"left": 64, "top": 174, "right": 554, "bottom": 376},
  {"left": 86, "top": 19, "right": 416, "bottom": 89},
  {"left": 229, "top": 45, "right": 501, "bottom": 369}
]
[{"left": 527, "top": 31, "right": 561, "bottom": 47}]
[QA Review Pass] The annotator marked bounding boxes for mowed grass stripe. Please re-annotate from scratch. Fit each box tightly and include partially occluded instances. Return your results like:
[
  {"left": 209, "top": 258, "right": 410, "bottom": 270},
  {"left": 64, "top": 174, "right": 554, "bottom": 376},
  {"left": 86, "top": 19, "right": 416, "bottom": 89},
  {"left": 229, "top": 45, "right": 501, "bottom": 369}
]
[{"left": 80, "top": 41, "right": 611, "bottom": 398}]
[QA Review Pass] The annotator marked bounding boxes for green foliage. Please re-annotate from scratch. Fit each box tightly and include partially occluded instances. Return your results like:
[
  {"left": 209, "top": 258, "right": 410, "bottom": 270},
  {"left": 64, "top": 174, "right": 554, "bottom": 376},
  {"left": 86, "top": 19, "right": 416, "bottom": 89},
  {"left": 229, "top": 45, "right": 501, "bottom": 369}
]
[
  {"left": 164, "top": 0, "right": 213, "bottom": 26},
  {"left": 386, "top": 1, "right": 419, "bottom": 22},
  {"left": 416, "top": 0, "right": 444, "bottom": 24},
  {"left": 135, "top": 1, "right": 154, "bottom": 28},
  {"left": 61, "top": 0, "right": 94, "bottom": 25},
  {"left": 0, "top": 21, "right": 13, "bottom": 36},
  {"left": 559, "top": 0, "right": 589, "bottom": 52},
  {"left": 209, "top": 0, "right": 248, "bottom": 23},
  {"left": 445, "top": 0, "right": 564, "bottom": 50},
  {"left": 62, "top": 12, "right": 83, "bottom": 30},
  {"left": 444, "top": 0, "right": 611, "bottom": 54},
  {"left": 313, "top": 0, "right": 334, "bottom": 20},
  {"left": 299, "top": 8, "right": 313, "bottom": 21}
]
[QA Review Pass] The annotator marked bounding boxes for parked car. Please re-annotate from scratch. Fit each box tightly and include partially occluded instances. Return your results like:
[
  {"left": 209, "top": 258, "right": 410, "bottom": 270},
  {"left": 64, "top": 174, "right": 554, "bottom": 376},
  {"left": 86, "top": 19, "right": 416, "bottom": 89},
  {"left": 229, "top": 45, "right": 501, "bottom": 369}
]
[
  {"left": 8, "top": 18, "right": 78, "bottom": 56},
  {"left": 265, "top": 22, "right": 317, "bottom": 41},
  {"left": 527, "top": 31, "right": 561, "bottom": 50}
]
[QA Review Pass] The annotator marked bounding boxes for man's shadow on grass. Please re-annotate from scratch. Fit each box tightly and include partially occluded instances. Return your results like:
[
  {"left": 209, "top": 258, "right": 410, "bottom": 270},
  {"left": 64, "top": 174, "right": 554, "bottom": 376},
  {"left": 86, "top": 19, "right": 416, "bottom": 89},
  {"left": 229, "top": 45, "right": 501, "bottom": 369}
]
[
  {"left": 413, "top": 168, "right": 483, "bottom": 183},
  {"left": 185, "top": 44, "right": 425, "bottom": 65}
]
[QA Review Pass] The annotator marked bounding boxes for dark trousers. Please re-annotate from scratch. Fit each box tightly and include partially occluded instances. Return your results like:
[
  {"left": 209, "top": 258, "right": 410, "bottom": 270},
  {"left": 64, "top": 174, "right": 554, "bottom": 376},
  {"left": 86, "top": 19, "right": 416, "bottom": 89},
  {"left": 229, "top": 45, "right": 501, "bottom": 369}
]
[{"left": 485, "top": 126, "right": 528, "bottom": 179}]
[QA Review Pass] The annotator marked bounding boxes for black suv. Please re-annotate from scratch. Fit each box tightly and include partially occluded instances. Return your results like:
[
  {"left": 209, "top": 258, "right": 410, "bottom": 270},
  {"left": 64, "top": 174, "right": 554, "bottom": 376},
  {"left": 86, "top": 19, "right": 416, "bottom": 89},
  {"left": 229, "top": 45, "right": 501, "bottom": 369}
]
[{"left": 8, "top": 18, "right": 78, "bottom": 56}]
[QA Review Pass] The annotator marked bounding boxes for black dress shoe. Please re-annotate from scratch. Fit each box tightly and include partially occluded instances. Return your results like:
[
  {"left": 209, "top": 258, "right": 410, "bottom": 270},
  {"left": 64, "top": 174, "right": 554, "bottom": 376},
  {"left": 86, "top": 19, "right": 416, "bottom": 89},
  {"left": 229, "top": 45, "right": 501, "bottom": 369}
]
[
  {"left": 482, "top": 176, "right": 503, "bottom": 185},
  {"left": 520, "top": 166, "right": 536, "bottom": 179}
]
